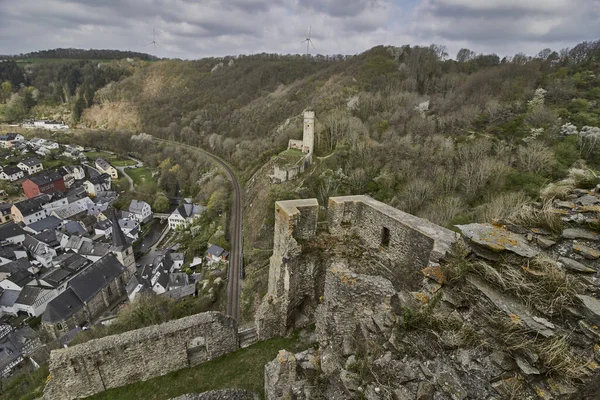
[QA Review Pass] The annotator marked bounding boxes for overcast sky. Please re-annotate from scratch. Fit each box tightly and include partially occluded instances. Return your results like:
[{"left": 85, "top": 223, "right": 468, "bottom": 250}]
[{"left": 1, "top": 0, "right": 599, "bottom": 60}]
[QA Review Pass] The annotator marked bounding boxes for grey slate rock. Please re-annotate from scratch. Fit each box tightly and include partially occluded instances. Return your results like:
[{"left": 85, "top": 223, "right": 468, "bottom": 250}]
[
  {"left": 558, "top": 257, "right": 596, "bottom": 273},
  {"left": 562, "top": 228, "right": 600, "bottom": 241},
  {"left": 537, "top": 237, "right": 556, "bottom": 249},
  {"left": 577, "top": 294, "right": 600, "bottom": 325}
]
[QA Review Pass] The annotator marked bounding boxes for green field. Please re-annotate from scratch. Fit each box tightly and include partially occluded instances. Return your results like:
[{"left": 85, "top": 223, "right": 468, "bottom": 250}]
[
  {"left": 125, "top": 167, "right": 156, "bottom": 188},
  {"left": 85, "top": 151, "right": 136, "bottom": 167},
  {"left": 88, "top": 336, "right": 300, "bottom": 400}
]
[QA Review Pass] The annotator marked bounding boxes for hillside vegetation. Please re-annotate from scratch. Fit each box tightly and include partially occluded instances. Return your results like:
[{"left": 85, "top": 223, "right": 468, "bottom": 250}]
[{"left": 3, "top": 42, "right": 600, "bottom": 237}]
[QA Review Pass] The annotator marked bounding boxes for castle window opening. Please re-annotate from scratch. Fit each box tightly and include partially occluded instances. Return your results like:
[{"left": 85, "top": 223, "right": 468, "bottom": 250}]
[{"left": 381, "top": 227, "right": 390, "bottom": 248}]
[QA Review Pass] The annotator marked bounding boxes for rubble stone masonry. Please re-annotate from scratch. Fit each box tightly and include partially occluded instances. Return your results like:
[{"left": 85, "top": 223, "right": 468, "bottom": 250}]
[{"left": 44, "top": 312, "right": 238, "bottom": 399}]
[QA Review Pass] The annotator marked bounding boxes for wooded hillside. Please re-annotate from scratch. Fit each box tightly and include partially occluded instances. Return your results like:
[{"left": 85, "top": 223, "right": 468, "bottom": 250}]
[{"left": 3, "top": 42, "right": 600, "bottom": 231}]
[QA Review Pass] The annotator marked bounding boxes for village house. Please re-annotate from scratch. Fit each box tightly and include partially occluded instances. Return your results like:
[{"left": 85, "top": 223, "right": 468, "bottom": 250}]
[
  {"left": 23, "top": 120, "right": 68, "bottom": 131},
  {"left": 118, "top": 218, "right": 139, "bottom": 241},
  {"left": 23, "top": 216, "right": 63, "bottom": 235},
  {"left": 0, "top": 204, "right": 12, "bottom": 225},
  {"left": 42, "top": 254, "right": 129, "bottom": 339},
  {"left": 23, "top": 235, "right": 57, "bottom": 267},
  {"left": 94, "top": 219, "right": 112, "bottom": 238},
  {"left": 0, "top": 133, "right": 24, "bottom": 149},
  {"left": 22, "top": 171, "right": 66, "bottom": 199},
  {"left": 206, "top": 244, "right": 229, "bottom": 264},
  {"left": 11, "top": 198, "right": 47, "bottom": 225},
  {"left": 168, "top": 202, "right": 206, "bottom": 230},
  {"left": 0, "top": 326, "right": 41, "bottom": 378},
  {"left": 83, "top": 173, "right": 111, "bottom": 197},
  {"left": 58, "top": 165, "right": 85, "bottom": 188},
  {"left": 17, "top": 158, "right": 43, "bottom": 175},
  {"left": 95, "top": 157, "right": 118, "bottom": 179},
  {"left": 0, "top": 224, "right": 26, "bottom": 245},
  {"left": 0, "top": 166, "right": 24, "bottom": 182},
  {"left": 14, "top": 286, "right": 57, "bottom": 317},
  {"left": 128, "top": 199, "right": 152, "bottom": 224},
  {"left": 50, "top": 197, "right": 93, "bottom": 220}
]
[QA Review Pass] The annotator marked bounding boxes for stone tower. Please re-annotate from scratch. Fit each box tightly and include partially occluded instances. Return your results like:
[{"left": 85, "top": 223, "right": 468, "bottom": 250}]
[
  {"left": 110, "top": 212, "right": 136, "bottom": 276},
  {"left": 302, "top": 110, "right": 315, "bottom": 154}
]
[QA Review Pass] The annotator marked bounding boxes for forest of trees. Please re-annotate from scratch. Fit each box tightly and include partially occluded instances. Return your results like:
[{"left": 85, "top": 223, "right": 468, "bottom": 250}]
[{"left": 0, "top": 48, "right": 156, "bottom": 60}]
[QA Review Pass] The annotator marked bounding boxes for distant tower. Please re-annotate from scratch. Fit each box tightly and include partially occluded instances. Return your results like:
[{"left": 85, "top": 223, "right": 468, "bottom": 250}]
[
  {"left": 302, "top": 110, "right": 315, "bottom": 154},
  {"left": 110, "top": 212, "right": 136, "bottom": 276}
]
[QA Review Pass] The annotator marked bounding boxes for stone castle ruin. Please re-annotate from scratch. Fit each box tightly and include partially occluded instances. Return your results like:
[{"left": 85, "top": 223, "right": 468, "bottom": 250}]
[
  {"left": 255, "top": 195, "right": 458, "bottom": 340},
  {"left": 269, "top": 111, "right": 315, "bottom": 184},
  {"left": 44, "top": 312, "right": 238, "bottom": 399}
]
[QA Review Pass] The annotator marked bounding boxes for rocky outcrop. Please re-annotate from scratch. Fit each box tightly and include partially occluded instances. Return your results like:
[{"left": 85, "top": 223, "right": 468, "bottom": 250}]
[
  {"left": 170, "top": 390, "right": 257, "bottom": 400},
  {"left": 261, "top": 188, "right": 600, "bottom": 399}
]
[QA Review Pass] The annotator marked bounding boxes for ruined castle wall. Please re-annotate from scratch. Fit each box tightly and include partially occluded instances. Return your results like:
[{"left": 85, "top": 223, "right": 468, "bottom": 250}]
[
  {"left": 316, "top": 263, "right": 396, "bottom": 374},
  {"left": 44, "top": 312, "right": 238, "bottom": 399},
  {"left": 328, "top": 196, "right": 458, "bottom": 289},
  {"left": 256, "top": 200, "right": 318, "bottom": 339}
]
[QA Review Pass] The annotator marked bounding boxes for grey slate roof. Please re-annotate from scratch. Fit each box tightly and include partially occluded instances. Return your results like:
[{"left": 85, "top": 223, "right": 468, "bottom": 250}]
[
  {"left": 63, "top": 221, "right": 86, "bottom": 236},
  {"left": 95, "top": 219, "right": 112, "bottom": 231},
  {"left": 15, "top": 286, "right": 44, "bottom": 306},
  {"left": 111, "top": 212, "right": 128, "bottom": 249},
  {"left": 0, "top": 258, "right": 31, "bottom": 274},
  {"left": 2, "top": 166, "right": 22, "bottom": 176},
  {"left": 34, "top": 230, "right": 63, "bottom": 247},
  {"left": 0, "top": 289, "right": 20, "bottom": 307},
  {"left": 27, "top": 171, "right": 63, "bottom": 186},
  {"left": 42, "top": 268, "right": 72, "bottom": 288},
  {"left": 0, "top": 223, "right": 26, "bottom": 242},
  {"left": 206, "top": 244, "right": 229, "bottom": 259},
  {"left": 13, "top": 198, "right": 43, "bottom": 216},
  {"left": 41, "top": 288, "right": 84, "bottom": 323},
  {"left": 176, "top": 203, "right": 205, "bottom": 219},
  {"left": 53, "top": 253, "right": 90, "bottom": 273},
  {"left": 68, "top": 255, "right": 125, "bottom": 303},
  {"left": 88, "top": 173, "right": 111, "bottom": 185},
  {"left": 26, "top": 216, "right": 62, "bottom": 233},
  {"left": 78, "top": 242, "right": 110, "bottom": 258},
  {"left": 20, "top": 158, "right": 42, "bottom": 167},
  {"left": 128, "top": 199, "right": 149, "bottom": 214},
  {"left": 95, "top": 158, "right": 114, "bottom": 171}
]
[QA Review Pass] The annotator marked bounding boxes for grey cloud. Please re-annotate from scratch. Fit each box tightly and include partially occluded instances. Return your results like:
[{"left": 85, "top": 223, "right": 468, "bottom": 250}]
[
  {"left": 411, "top": 0, "right": 600, "bottom": 50},
  {"left": 0, "top": 0, "right": 596, "bottom": 59},
  {"left": 298, "top": 0, "right": 385, "bottom": 18}
]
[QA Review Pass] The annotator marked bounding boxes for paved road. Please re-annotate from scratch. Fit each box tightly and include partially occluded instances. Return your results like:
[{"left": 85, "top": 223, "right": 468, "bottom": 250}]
[
  {"left": 116, "top": 156, "right": 143, "bottom": 191},
  {"left": 153, "top": 138, "right": 243, "bottom": 320}
]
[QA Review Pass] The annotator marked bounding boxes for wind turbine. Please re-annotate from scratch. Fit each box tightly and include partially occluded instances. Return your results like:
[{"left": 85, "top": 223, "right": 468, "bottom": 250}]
[
  {"left": 301, "top": 26, "right": 316, "bottom": 55},
  {"left": 145, "top": 28, "right": 163, "bottom": 52}
]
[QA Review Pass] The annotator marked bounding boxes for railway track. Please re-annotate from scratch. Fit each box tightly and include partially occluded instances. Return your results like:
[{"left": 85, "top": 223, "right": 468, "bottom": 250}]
[{"left": 153, "top": 138, "right": 242, "bottom": 320}]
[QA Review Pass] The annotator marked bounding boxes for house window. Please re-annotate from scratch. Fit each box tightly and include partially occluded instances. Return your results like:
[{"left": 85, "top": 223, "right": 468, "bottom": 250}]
[
  {"left": 107, "top": 285, "right": 113, "bottom": 297},
  {"left": 57, "top": 322, "right": 63, "bottom": 331},
  {"left": 381, "top": 227, "right": 390, "bottom": 248}
]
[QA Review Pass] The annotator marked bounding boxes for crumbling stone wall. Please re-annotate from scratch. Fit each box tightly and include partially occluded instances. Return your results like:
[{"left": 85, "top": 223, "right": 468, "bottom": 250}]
[
  {"left": 328, "top": 195, "right": 457, "bottom": 289},
  {"left": 256, "top": 199, "right": 318, "bottom": 339},
  {"left": 315, "top": 263, "right": 396, "bottom": 375},
  {"left": 257, "top": 196, "right": 458, "bottom": 340},
  {"left": 44, "top": 312, "right": 238, "bottom": 399}
]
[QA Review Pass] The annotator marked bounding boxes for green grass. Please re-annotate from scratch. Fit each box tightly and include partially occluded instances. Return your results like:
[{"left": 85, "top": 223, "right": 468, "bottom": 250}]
[
  {"left": 43, "top": 158, "right": 76, "bottom": 169},
  {"left": 273, "top": 148, "right": 305, "bottom": 167},
  {"left": 88, "top": 336, "right": 300, "bottom": 400},
  {"left": 125, "top": 167, "right": 156, "bottom": 188},
  {"left": 85, "top": 151, "right": 116, "bottom": 161},
  {"left": 0, "top": 365, "right": 49, "bottom": 400},
  {"left": 111, "top": 159, "right": 137, "bottom": 167},
  {"left": 85, "top": 151, "right": 136, "bottom": 167}
]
